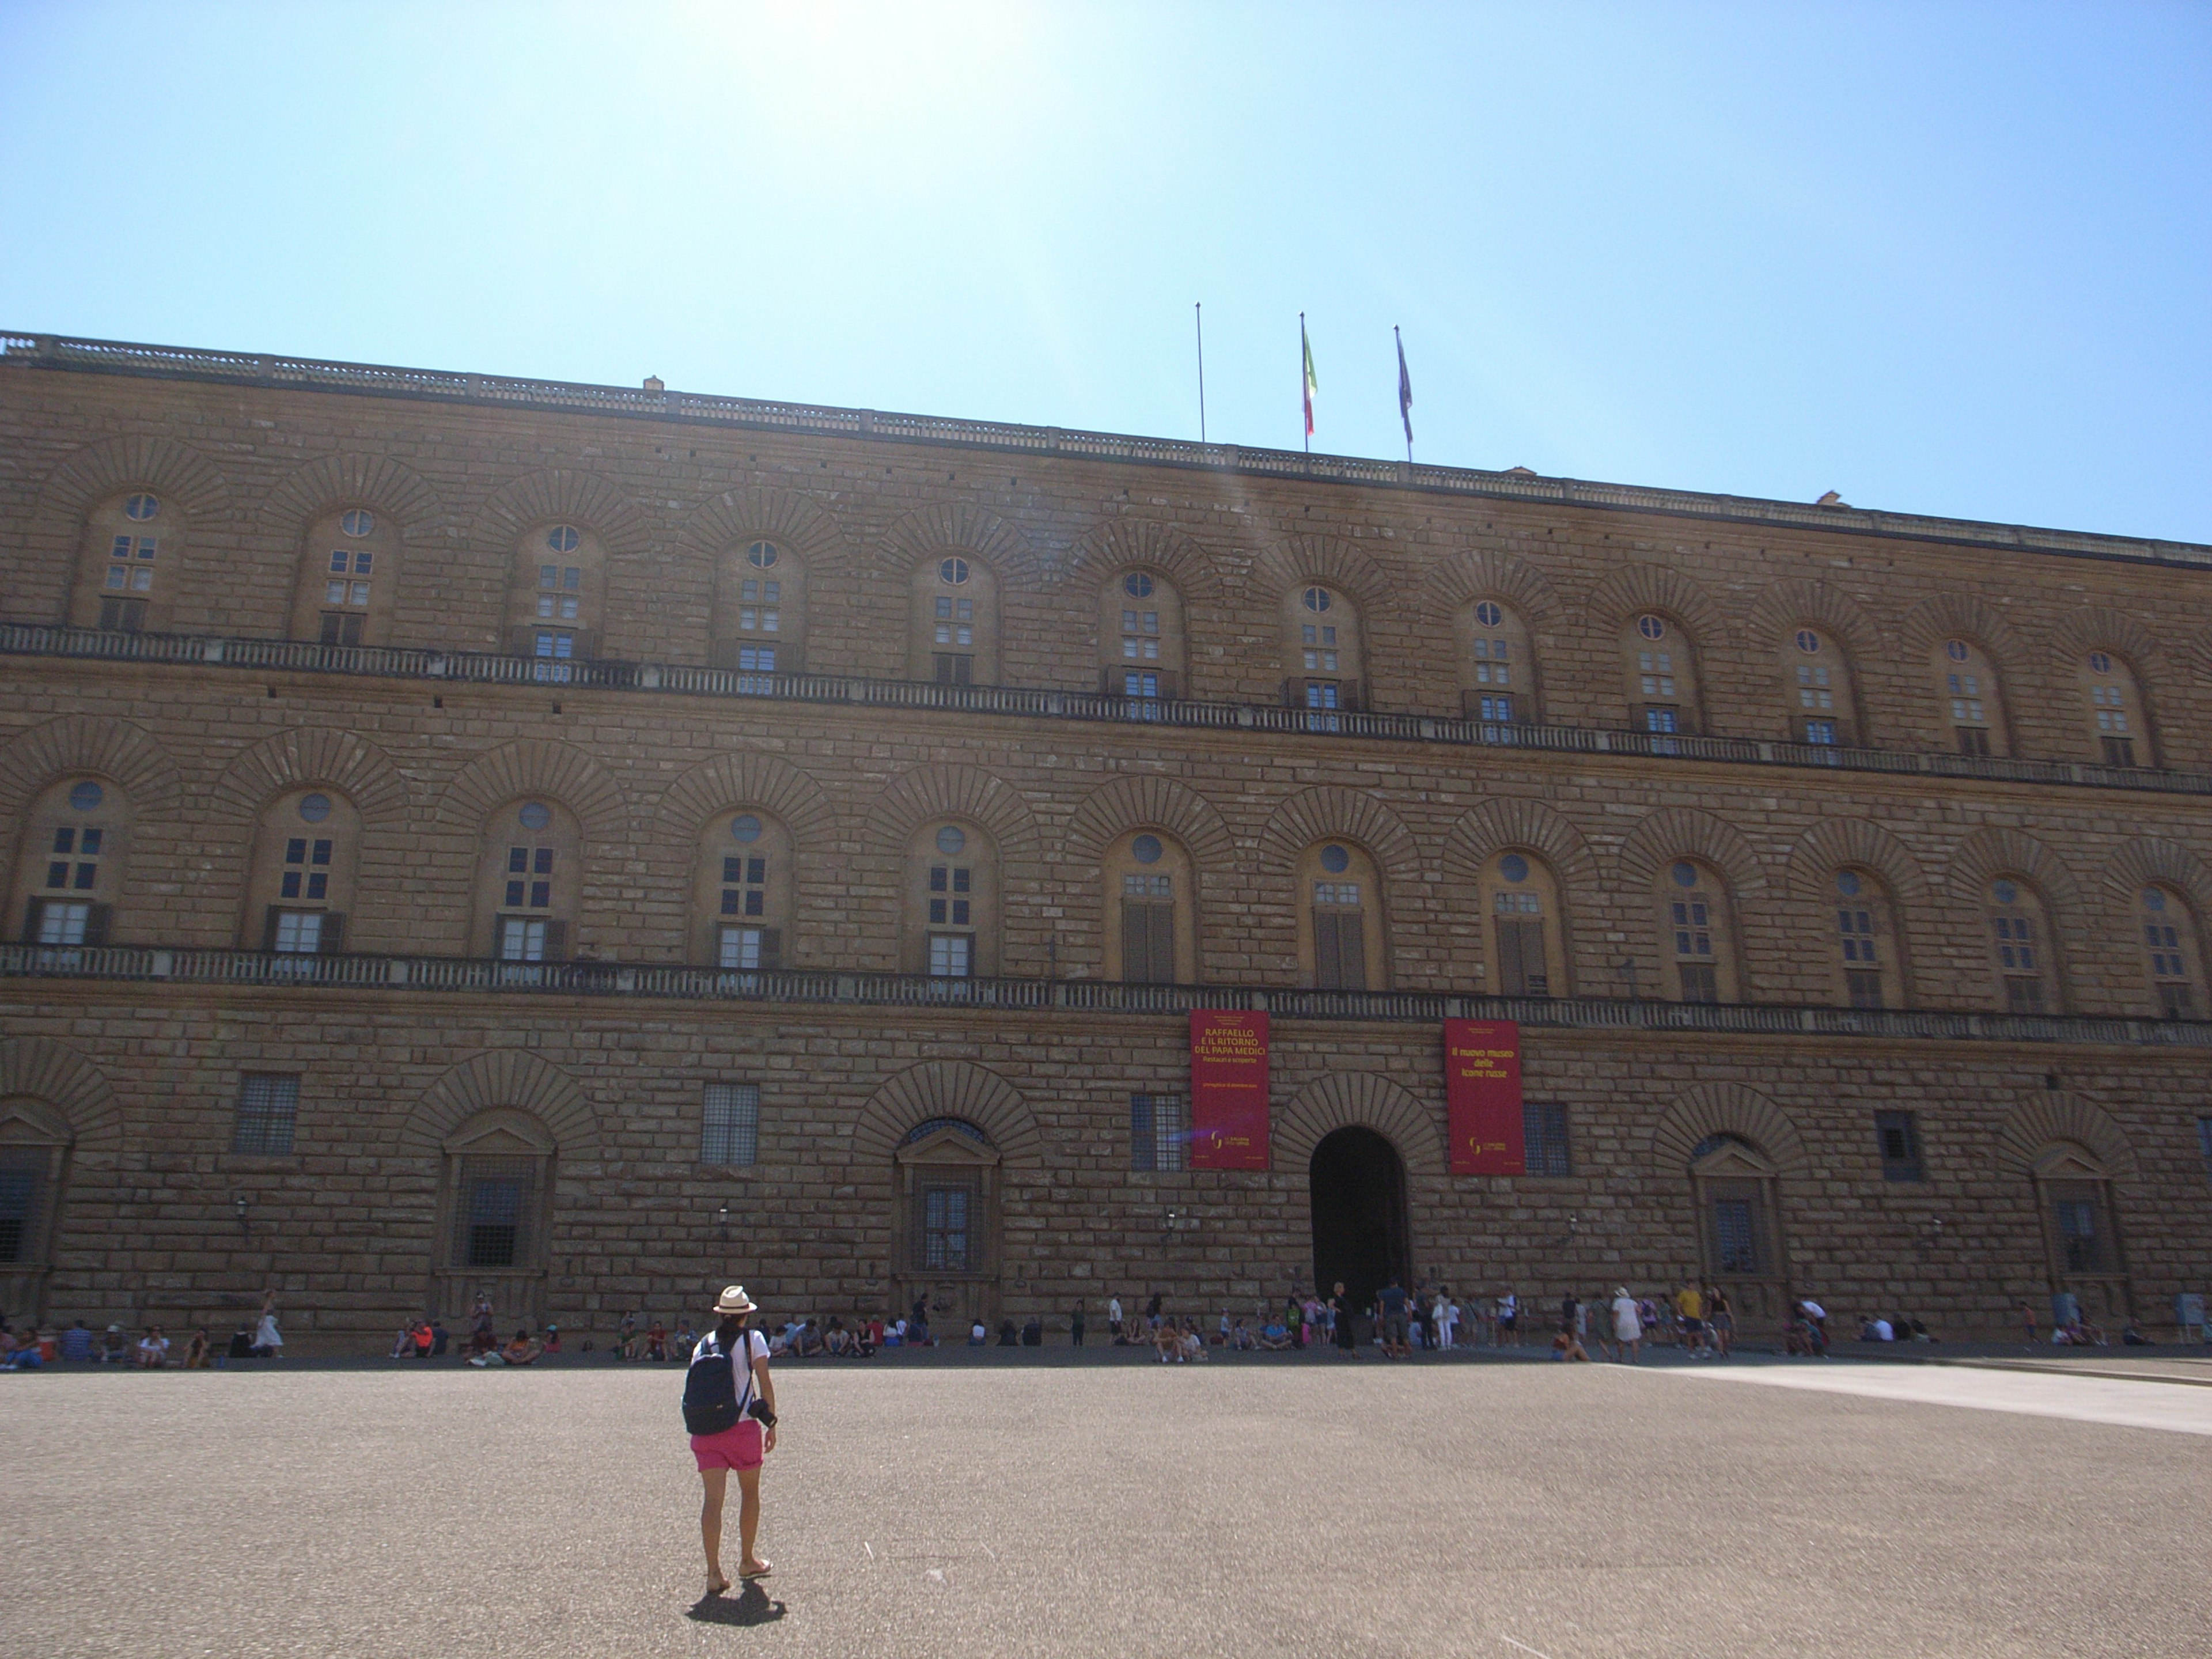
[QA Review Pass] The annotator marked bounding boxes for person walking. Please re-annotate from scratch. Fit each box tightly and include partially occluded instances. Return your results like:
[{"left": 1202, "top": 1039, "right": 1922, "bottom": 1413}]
[
  {"left": 1070, "top": 1302, "right": 1086, "bottom": 1347},
  {"left": 1609, "top": 1286, "right": 1642, "bottom": 1363},
  {"left": 1107, "top": 1293, "right": 1123, "bottom": 1344},
  {"left": 1330, "top": 1281, "right": 1357, "bottom": 1355},
  {"left": 685, "top": 1285, "right": 777, "bottom": 1595}
]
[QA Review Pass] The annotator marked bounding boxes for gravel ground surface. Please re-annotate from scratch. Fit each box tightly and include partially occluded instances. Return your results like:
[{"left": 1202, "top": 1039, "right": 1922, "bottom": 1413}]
[{"left": 7, "top": 1354, "right": 2209, "bottom": 1658}]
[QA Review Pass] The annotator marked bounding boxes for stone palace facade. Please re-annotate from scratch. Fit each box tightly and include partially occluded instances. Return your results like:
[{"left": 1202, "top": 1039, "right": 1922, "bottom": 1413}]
[{"left": 1, "top": 330, "right": 2209, "bottom": 1350}]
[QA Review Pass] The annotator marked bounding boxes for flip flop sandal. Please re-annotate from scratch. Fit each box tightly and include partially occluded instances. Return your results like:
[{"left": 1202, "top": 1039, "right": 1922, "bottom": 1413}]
[{"left": 740, "top": 1562, "right": 773, "bottom": 1581}]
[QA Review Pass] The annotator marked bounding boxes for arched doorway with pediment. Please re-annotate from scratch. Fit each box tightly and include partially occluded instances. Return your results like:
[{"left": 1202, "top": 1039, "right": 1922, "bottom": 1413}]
[
  {"left": 1688, "top": 1133, "right": 1794, "bottom": 1328},
  {"left": 891, "top": 1118, "right": 1001, "bottom": 1337},
  {"left": 2029, "top": 1141, "right": 2134, "bottom": 1328}
]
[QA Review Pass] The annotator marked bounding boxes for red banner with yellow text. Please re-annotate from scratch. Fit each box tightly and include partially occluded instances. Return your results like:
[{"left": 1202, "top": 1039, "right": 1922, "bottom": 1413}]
[
  {"left": 1189, "top": 1011, "right": 1270, "bottom": 1170},
  {"left": 1445, "top": 1018, "right": 1523, "bottom": 1175}
]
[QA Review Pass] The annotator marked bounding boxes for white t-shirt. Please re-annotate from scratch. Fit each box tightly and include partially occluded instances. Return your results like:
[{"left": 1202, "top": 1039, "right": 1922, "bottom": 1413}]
[
  {"left": 1612, "top": 1296, "right": 1642, "bottom": 1340},
  {"left": 1108, "top": 1298, "right": 1122, "bottom": 1324},
  {"left": 970, "top": 1322, "right": 987, "bottom": 1342},
  {"left": 255, "top": 1315, "right": 281, "bottom": 1347}
]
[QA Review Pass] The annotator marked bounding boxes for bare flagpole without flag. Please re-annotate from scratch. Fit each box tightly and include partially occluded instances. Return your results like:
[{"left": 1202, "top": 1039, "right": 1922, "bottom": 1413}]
[
  {"left": 1195, "top": 302, "right": 1207, "bottom": 445},
  {"left": 1395, "top": 325, "right": 1414, "bottom": 464}
]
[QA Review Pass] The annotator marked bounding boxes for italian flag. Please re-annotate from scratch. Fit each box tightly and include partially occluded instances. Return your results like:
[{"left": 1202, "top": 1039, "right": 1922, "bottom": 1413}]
[{"left": 1301, "top": 317, "right": 1318, "bottom": 437}]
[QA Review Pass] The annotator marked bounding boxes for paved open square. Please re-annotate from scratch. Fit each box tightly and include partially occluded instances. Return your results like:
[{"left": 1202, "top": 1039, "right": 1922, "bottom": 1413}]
[{"left": 8, "top": 1351, "right": 2209, "bottom": 1659}]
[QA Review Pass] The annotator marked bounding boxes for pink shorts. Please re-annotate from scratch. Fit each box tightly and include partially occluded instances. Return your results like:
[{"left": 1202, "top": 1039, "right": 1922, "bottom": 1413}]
[{"left": 691, "top": 1418, "right": 764, "bottom": 1472}]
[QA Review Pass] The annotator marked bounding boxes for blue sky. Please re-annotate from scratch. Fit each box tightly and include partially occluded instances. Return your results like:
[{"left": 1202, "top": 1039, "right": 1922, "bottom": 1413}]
[{"left": 2, "top": 2, "right": 2207, "bottom": 542}]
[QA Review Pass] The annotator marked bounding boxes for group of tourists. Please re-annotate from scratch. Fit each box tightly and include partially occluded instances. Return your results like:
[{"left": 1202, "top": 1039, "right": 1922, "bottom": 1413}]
[{"left": 3, "top": 1295, "right": 285, "bottom": 1370}]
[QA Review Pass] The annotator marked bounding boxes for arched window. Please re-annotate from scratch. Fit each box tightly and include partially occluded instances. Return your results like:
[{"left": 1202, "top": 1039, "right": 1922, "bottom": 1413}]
[
  {"left": 1937, "top": 637, "right": 2009, "bottom": 757},
  {"left": 1283, "top": 585, "right": 1365, "bottom": 712},
  {"left": 2136, "top": 884, "right": 2202, "bottom": 1018},
  {"left": 1101, "top": 828, "right": 1196, "bottom": 983},
  {"left": 71, "top": 490, "right": 173, "bottom": 634},
  {"left": 909, "top": 555, "right": 1001, "bottom": 685},
  {"left": 1097, "top": 570, "right": 1187, "bottom": 699},
  {"left": 10, "top": 778, "right": 128, "bottom": 948},
  {"left": 692, "top": 809, "right": 793, "bottom": 969},
  {"left": 1782, "top": 627, "right": 1858, "bottom": 747},
  {"left": 2077, "top": 650, "right": 2153, "bottom": 769},
  {"left": 906, "top": 821, "right": 998, "bottom": 978},
  {"left": 1298, "top": 840, "right": 1386, "bottom": 990},
  {"left": 1986, "top": 877, "right": 2055, "bottom": 1013},
  {"left": 713, "top": 539, "right": 806, "bottom": 676},
  {"left": 433, "top": 1108, "right": 557, "bottom": 1331},
  {"left": 1457, "top": 599, "right": 1537, "bottom": 724},
  {"left": 289, "top": 506, "right": 401, "bottom": 647},
  {"left": 1830, "top": 868, "right": 1902, "bottom": 1009},
  {"left": 241, "top": 789, "right": 361, "bottom": 954},
  {"left": 1623, "top": 613, "right": 1703, "bottom": 736},
  {"left": 504, "top": 523, "right": 606, "bottom": 678},
  {"left": 1658, "top": 858, "right": 1739, "bottom": 1003},
  {"left": 0, "top": 1095, "right": 74, "bottom": 1324},
  {"left": 1480, "top": 850, "right": 1565, "bottom": 998},
  {"left": 473, "top": 799, "right": 581, "bottom": 962}
]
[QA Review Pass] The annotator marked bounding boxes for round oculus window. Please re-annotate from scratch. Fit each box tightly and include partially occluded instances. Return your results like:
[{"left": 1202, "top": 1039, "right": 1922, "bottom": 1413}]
[
  {"left": 1638, "top": 614, "right": 1666, "bottom": 641},
  {"left": 938, "top": 557, "right": 969, "bottom": 585},
  {"left": 1796, "top": 629, "right": 1821, "bottom": 654},
  {"left": 1499, "top": 853, "right": 1529, "bottom": 884},
  {"left": 747, "top": 541, "right": 779, "bottom": 570},
  {"left": 1474, "top": 601, "right": 1503, "bottom": 628},
  {"left": 1123, "top": 571, "right": 1154, "bottom": 599},
  {"left": 1993, "top": 878, "right": 2018, "bottom": 906},
  {"left": 731, "top": 813, "right": 763, "bottom": 844},
  {"left": 2088, "top": 651, "right": 2111, "bottom": 673},
  {"left": 518, "top": 801, "right": 552, "bottom": 831},
  {"left": 68, "top": 781, "right": 104, "bottom": 812},
  {"left": 1671, "top": 861, "right": 1699, "bottom": 889},
  {"left": 123, "top": 493, "right": 158, "bottom": 522},
  {"left": 339, "top": 509, "right": 375, "bottom": 537},
  {"left": 1835, "top": 869, "right": 1861, "bottom": 897},
  {"left": 1301, "top": 586, "right": 1332, "bottom": 613},
  {"left": 1319, "top": 844, "right": 1351, "bottom": 874},
  {"left": 935, "top": 825, "right": 967, "bottom": 855},
  {"left": 298, "top": 793, "right": 333, "bottom": 824},
  {"left": 2142, "top": 885, "right": 2166, "bottom": 911},
  {"left": 1131, "top": 833, "right": 1164, "bottom": 865},
  {"left": 1945, "top": 639, "right": 1969, "bottom": 662},
  {"left": 546, "top": 525, "right": 581, "bottom": 554}
]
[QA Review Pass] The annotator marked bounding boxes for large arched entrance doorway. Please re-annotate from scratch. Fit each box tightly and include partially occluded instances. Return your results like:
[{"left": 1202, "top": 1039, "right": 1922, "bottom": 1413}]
[{"left": 1309, "top": 1126, "right": 1410, "bottom": 1316}]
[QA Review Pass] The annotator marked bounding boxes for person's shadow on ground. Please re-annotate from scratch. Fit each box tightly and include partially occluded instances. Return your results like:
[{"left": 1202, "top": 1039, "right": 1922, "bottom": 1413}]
[{"left": 687, "top": 1582, "right": 786, "bottom": 1626}]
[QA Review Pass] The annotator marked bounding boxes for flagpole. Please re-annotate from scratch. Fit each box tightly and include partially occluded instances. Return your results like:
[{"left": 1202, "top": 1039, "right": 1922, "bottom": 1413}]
[
  {"left": 1195, "top": 302, "right": 1207, "bottom": 445},
  {"left": 1300, "top": 312, "right": 1309, "bottom": 454},
  {"left": 1395, "top": 325, "right": 1411, "bottom": 464}
]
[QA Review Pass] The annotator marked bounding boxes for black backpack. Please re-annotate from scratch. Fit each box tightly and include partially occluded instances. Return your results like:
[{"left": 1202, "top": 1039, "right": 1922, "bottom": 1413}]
[{"left": 682, "top": 1332, "right": 753, "bottom": 1435}]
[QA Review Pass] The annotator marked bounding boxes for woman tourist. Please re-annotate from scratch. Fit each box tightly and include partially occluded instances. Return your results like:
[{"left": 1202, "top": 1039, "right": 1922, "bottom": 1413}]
[{"left": 685, "top": 1285, "right": 777, "bottom": 1594}]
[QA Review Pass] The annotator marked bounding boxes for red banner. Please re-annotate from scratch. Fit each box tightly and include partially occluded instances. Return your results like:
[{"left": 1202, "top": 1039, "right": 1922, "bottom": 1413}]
[
  {"left": 1189, "top": 1011, "right": 1270, "bottom": 1170},
  {"left": 1445, "top": 1018, "right": 1523, "bottom": 1175}
]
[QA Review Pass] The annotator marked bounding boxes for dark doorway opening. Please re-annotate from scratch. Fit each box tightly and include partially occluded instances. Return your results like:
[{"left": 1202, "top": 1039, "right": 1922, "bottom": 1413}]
[{"left": 1309, "top": 1126, "right": 1411, "bottom": 1316}]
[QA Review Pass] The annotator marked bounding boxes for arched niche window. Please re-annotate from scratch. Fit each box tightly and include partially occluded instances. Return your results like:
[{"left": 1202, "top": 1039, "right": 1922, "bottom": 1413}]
[
  {"left": 1623, "top": 613, "right": 1703, "bottom": 736},
  {"left": 1298, "top": 840, "right": 1387, "bottom": 991},
  {"left": 1456, "top": 599, "right": 1536, "bottom": 724},
  {"left": 892, "top": 1118, "right": 1001, "bottom": 1335},
  {"left": 1689, "top": 1133, "right": 1791, "bottom": 1325},
  {"left": 713, "top": 539, "right": 807, "bottom": 676},
  {"left": 1782, "top": 627, "right": 1858, "bottom": 747},
  {"left": 10, "top": 778, "right": 129, "bottom": 948},
  {"left": 1658, "top": 858, "right": 1739, "bottom": 1004},
  {"left": 1830, "top": 868, "right": 1903, "bottom": 1010},
  {"left": 289, "top": 506, "right": 400, "bottom": 647},
  {"left": 0, "top": 1096, "right": 74, "bottom": 1324},
  {"left": 1986, "top": 877, "right": 2056, "bottom": 1013},
  {"left": 433, "top": 1108, "right": 556, "bottom": 1330},
  {"left": 71, "top": 490, "right": 174, "bottom": 634},
  {"left": 692, "top": 809, "right": 793, "bottom": 969},
  {"left": 241, "top": 789, "right": 362, "bottom": 955},
  {"left": 906, "top": 821, "right": 998, "bottom": 978},
  {"left": 1097, "top": 569, "right": 1187, "bottom": 700},
  {"left": 1480, "top": 850, "right": 1565, "bottom": 998},
  {"left": 2135, "top": 884, "right": 2203, "bottom": 1019},
  {"left": 472, "top": 798, "right": 581, "bottom": 963},
  {"left": 1101, "top": 828, "right": 1197, "bottom": 984},
  {"left": 908, "top": 555, "right": 1000, "bottom": 685},
  {"left": 1283, "top": 585, "right": 1365, "bottom": 712},
  {"left": 2030, "top": 1141, "right": 2131, "bottom": 1330},
  {"left": 2077, "top": 650, "right": 2153, "bottom": 769},
  {"left": 1937, "top": 637, "right": 2010, "bottom": 757},
  {"left": 504, "top": 522, "right": 607, "bottom": 677}
]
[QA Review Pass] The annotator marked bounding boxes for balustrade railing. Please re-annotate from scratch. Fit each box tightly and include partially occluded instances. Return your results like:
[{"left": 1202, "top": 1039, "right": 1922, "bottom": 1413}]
[
  {"left": 5, "top": 621, "right": 2206, "bottom": 795},
  {"left": 6, "top": 330, "right": 2204, "bottom": 568},
  {"left": 3, "top": 942, "right": 2206, "bottom": 1047}
]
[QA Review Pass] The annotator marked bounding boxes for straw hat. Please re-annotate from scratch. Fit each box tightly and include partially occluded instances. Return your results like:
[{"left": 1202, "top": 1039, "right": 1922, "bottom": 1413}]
[{"left": 713, "top": 1285, "right": 758, "bottom": 1316}]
